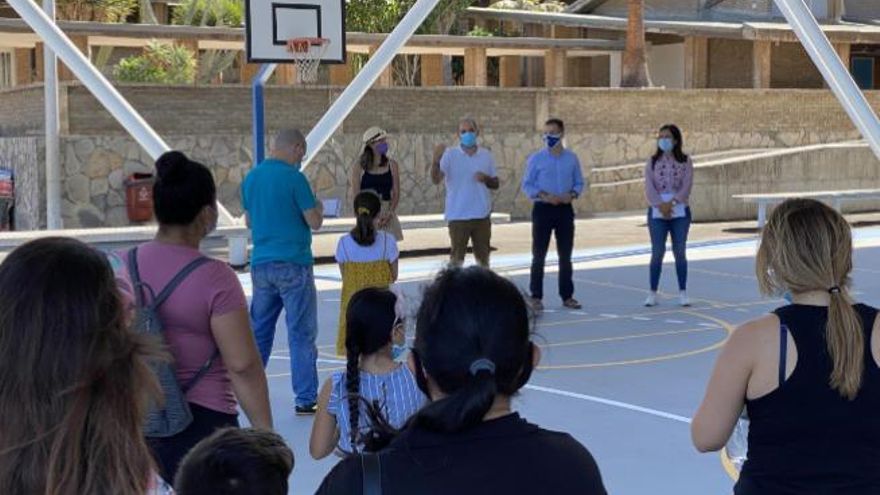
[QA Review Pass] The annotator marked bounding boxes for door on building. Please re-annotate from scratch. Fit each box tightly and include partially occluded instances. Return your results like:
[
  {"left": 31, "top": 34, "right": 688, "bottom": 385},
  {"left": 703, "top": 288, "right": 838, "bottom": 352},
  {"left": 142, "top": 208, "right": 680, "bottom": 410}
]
[{"left": 852, "top": 57, "right": 875, "bottom": 90}]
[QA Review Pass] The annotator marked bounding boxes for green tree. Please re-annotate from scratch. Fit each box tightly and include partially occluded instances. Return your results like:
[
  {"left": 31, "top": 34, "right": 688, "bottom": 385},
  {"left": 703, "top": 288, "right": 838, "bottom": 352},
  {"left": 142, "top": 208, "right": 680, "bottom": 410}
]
[
  {"left": 113, "top": 41, "right": 197, "bottom": 84},
  {"left": 171, "top": 0, "right": 244, "bottom": 84},
  {"left": 52, "top": 0, "right": 137, "bottom": 22}
]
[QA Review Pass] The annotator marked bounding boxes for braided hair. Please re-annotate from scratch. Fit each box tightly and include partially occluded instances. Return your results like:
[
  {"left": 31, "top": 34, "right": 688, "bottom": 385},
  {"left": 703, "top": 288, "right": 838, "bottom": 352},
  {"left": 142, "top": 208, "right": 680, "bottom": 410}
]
[{"left": 343, "top": 288, "right": 398, "bottom": 453}]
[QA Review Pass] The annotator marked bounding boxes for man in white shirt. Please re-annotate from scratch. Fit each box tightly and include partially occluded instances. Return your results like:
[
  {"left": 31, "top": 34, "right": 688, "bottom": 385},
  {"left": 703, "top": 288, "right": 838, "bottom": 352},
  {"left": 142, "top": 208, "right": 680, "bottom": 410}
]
[{"left": 430, "top": 117, "right": 500, "bottom": 268}]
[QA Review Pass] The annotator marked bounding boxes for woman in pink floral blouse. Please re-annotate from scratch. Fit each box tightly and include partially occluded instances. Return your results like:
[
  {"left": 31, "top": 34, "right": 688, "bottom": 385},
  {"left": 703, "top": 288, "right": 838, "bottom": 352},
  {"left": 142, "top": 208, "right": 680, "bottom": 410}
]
[{"left": 643, "top": 124, "right": 694, "bottom": 307}]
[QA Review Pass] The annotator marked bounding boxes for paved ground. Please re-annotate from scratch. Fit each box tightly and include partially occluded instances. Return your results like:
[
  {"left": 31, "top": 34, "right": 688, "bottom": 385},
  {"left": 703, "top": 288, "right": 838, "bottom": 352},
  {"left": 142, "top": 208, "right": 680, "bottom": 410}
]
[
  {"left": 5, "top": 211, "right": 880, "bottom": 494},
  {"left": 256, "top": 222, "right": 880, "bottom": 494}
]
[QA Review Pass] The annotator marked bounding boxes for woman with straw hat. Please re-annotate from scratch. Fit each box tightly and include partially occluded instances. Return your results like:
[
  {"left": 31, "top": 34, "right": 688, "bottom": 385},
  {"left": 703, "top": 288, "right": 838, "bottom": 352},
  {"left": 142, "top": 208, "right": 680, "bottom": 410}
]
[{"left": 350, "top": 127, "right": 403, "bottom": 241}]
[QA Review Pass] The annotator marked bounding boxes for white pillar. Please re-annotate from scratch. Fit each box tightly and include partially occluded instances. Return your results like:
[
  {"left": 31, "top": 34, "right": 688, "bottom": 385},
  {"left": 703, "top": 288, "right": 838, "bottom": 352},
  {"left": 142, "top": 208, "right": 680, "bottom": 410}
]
[
  {"left": 609, "top": 52, "right": 622, "bottom": 88},
  {"left": 43, "top": 0, "right": 61, "bottom": 230}
]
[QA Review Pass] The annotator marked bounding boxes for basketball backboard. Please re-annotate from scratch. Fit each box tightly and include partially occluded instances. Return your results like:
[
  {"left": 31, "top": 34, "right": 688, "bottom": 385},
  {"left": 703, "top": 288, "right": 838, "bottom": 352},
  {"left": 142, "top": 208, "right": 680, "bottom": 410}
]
[{"left": 245, "top": 0, "right": 345, "bottom": 64}]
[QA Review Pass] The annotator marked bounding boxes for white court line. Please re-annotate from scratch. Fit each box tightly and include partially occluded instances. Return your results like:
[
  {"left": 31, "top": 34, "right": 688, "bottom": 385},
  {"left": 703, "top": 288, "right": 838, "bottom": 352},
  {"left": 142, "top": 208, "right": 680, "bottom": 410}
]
[
  {"left": 600, "top": 314, "right": 619, "bottom": 319},
  {"left": 699, "top": 323, "right": 721, "bottom": 328},
  {"left": 665, "top": 320, "right": 685, "bottom": 324},
  {"left": 269, "top": 355, "right": 347, "bottom": 365},
  {"left": 632, "top": 316, "right": 651, "bottom": 321},
  {"left": 524, "top": 384, "right": 692, "bottom": 424}
]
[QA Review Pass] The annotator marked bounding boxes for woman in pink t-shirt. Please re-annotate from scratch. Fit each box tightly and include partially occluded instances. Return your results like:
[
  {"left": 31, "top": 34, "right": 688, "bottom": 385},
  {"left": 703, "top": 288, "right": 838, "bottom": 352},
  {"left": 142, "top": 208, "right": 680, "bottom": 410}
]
[{"left": 121, "top": 151, "right": 273, "bottom": 483}]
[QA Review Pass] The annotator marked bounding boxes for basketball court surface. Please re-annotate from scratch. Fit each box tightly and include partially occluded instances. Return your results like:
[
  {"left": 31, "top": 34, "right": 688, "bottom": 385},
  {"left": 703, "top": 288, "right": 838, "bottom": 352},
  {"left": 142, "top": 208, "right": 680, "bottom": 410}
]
[{"left": 247, "top": 225, "right": 880, "bottom": 494}]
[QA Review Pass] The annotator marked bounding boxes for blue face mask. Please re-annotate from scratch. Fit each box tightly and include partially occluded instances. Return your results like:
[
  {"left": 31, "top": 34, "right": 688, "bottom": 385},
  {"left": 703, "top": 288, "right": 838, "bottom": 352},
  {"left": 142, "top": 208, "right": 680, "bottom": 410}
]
[
  {"left": 658, "top": 138, "right": 674, "bottom": 153},
  {"left": 460, "top": 131, "right": 477, "bottom": 148},
  {"left": 544, "top": 134, "right": 562, "bottom": 149},
  {"left": 392, "top": 344, "right": 407, "bottom": 361}
]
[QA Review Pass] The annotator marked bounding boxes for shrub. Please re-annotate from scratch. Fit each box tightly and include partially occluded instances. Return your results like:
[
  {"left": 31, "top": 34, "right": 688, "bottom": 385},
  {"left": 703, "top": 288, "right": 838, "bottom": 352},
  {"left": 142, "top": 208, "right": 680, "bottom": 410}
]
[{"left": 113, "top": 41, "right": 197, "bottom": 84}]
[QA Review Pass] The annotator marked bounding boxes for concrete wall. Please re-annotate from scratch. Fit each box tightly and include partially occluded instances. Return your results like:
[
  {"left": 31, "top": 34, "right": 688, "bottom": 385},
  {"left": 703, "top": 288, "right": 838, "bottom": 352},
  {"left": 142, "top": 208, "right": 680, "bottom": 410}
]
[
  {"left": 591, "top": 144, "right": 880, "bottom": 222},
  {"left": 649, "top": 43, "right": 686, "bottom": 89},
  {"left": 0, "top": 86, "right": 44, "bottom": 136}
]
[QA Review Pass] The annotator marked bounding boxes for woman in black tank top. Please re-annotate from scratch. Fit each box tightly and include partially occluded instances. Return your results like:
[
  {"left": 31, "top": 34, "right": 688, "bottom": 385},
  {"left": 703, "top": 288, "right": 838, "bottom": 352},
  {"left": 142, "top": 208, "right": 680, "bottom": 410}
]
[
  {"left": 692, "top": 198, "right": 880, "bottom": 495},
  {"left": 350, "top": 127, "right": 403, "bottom": 241}
]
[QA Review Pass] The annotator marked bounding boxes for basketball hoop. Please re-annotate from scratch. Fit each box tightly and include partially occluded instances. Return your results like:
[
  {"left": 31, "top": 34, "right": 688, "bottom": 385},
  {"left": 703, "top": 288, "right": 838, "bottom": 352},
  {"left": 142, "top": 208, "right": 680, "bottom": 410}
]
[{"left": 286, "top": 37, "right": 330, "bottom": 84}]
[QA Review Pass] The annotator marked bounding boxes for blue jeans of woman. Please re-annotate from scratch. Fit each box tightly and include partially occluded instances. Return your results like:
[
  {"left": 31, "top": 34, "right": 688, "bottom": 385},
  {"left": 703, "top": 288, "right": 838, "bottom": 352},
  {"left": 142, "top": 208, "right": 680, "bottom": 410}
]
[{"left": 647, "top": 207, "right": 691, "bottom": 292}]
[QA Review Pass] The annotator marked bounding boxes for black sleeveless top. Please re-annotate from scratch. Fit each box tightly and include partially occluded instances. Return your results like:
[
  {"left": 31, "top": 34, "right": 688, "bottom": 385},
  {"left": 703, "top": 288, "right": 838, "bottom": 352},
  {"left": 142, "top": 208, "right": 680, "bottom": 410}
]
[
  {"left": 737, "top": 304, "right": 880, "bottom": 495},
  {"left": 360, "top": 168, "right": 393, "bottom": 201}
]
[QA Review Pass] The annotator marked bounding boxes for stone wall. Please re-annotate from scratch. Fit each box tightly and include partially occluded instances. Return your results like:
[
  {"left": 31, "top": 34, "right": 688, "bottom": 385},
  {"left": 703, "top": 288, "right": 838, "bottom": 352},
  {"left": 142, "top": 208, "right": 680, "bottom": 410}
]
[
  {"left": 0, "top": 137, "right": 44, "bottom": 230},
  {"left": 2, "top": 85, "right": 878, "bottom": 227}
]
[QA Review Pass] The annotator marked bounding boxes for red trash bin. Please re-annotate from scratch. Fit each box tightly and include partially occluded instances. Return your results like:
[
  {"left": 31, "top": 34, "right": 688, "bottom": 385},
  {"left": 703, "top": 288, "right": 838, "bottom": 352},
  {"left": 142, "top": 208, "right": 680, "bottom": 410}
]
[{"left": 124, "top": 173, "right": 154, "bottom": 223}]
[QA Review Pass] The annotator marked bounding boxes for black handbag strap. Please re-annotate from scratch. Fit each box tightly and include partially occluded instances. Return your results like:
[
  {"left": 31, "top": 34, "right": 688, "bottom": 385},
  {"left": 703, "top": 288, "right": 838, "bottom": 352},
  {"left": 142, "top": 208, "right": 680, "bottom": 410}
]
[{"left": 361, "top": 452, "right": 382, "bottom": 495}]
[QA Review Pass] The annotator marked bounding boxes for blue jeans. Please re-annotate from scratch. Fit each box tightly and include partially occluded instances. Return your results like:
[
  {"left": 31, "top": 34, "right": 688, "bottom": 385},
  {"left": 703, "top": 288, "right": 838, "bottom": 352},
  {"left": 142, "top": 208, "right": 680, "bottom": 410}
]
[
  {"left": 250, "top": 262, "right": 318, "bottom": 407},
  {"left": 648, "top": 207, "right": 691, "bottom": 292}
]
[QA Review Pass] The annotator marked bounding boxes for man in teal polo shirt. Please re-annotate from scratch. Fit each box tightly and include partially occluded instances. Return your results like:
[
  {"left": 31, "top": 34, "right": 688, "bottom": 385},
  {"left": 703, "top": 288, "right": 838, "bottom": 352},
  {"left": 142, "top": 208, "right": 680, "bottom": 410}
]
[{"left": 242, "top": 129, "right": 324, "bottom": 415}]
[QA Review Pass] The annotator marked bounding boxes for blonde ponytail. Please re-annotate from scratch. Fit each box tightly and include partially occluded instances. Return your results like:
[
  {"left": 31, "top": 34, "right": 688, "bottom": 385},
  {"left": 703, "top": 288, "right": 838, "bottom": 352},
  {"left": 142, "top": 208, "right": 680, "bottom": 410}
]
[
  {"left": 827, "top": 287, "right": 864, "bottom": 400},
  {"left": 757, "top": 198, "right": 864, "bottom": 400}
]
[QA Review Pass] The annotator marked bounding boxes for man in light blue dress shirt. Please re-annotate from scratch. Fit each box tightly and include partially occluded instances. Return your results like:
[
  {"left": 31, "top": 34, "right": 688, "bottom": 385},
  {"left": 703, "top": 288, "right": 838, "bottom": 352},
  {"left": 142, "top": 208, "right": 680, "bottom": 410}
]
[{"left": 521, "top": 118, "right": 586, "bottom": 312}]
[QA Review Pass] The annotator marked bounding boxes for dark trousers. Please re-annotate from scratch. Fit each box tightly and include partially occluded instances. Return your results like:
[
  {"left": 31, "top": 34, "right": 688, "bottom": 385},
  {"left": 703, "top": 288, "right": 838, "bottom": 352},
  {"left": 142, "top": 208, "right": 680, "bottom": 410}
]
[
  {"left": 647, "top": 207, "right": 691, "bottom": 292},
  {"left": 148, "top": 403, "right": 239, "bottom": 484},
  {"left": 530, "top": 203, "right": 575, "bottom": 301}
]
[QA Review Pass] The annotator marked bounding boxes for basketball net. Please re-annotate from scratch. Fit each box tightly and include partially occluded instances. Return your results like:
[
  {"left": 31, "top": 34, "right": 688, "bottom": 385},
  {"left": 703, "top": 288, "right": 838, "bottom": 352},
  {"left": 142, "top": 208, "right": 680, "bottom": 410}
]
[{"left": 286, "top": 37, "right": 330, "bottom": 84}]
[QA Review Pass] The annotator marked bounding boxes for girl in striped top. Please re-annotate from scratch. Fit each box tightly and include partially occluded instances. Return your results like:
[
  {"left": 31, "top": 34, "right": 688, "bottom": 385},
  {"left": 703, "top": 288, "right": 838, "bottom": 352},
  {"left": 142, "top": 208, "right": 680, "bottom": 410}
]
[{"left": 310, "top": 288, "right": 426, "bottom": 458}]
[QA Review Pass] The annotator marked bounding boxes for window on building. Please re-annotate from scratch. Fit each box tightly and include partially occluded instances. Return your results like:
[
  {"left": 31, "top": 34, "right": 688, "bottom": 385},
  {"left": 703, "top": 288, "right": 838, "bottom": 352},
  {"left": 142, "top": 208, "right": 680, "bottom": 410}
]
[
  {"left": 0, "top": 51, "right": 13, "bottom": 88},
  {"left": 852, "top": 57, "right": 875, "bottom": 90}
]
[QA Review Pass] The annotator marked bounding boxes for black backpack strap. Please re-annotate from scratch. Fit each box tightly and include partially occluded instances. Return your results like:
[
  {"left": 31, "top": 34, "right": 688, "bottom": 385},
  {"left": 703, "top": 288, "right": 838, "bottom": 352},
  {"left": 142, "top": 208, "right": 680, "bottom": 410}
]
[
  {"left": 127, "top": 247, "right": 149, "bottom": 307},
  {"left": 152, "top": 257, "right": 213, "bottom": 308},
  {"left": 778, "top": 324, "right": 789, "bottom": 388},
  {"left": 361, "top": 453, "right": 382, "bottom": 495},
  {"left": 181, "top": 349, "right": 220, "bottom": 393}
]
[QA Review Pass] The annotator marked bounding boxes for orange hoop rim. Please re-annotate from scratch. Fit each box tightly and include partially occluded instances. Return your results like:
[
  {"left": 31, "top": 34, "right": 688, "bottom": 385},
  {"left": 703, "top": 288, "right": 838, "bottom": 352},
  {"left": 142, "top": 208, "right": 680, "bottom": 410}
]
[{"left": 285, "top": 37, "right": 330, "bottom": 53}]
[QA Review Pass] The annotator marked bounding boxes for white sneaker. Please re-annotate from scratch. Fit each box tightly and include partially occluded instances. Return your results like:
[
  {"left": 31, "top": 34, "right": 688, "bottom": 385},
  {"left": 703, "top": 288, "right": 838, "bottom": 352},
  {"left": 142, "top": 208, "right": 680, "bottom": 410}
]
[
  {"left": 679, "top": 292, "right": 691, "bottom": 307},
  {"left": 644, "top": 293, "right": 658, "bottom": 307}
]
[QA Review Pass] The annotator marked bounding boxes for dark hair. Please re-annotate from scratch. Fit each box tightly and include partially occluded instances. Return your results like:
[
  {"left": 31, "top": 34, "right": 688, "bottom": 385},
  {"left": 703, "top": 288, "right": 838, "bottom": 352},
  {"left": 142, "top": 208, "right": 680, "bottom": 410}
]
[
  {"left": 0, "top": 238, "right": 162, "bottom": 495},
  {"left": 411, "top": 267, "right": 534, "bottom": 433},
  {"left": 344, "top": 288, "right": 398, "bottom": 453},
  {"left": 174, "top": 427, "right": 294, "bottom": 495},
  {"left": 651, "top": 124, "right": 689, "bottom": 168},
  {"left": 153, "top": 151, "right": 217, "bottom": 226},
  {"left": 351, "top": 191, "right": 381, "bottom": 247},
  {"left": 545, "top": 118, "right": 565, "bottom": 133},
  {"left": 359, "top": 144, "right": 389, "bottom": 173}
]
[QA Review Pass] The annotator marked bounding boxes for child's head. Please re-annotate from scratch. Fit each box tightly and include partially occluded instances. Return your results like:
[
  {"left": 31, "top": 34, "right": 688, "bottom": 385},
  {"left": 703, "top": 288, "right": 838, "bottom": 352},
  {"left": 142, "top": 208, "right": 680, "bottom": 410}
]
[
  {"left": 351, "top": 191, "right": 382, "bottom": 246},
  {"left": 174, "top": 428, "right": 294, "bottom": 495},
  {"left": 344, "top": 287, "right": 404, "bottom": 452}
]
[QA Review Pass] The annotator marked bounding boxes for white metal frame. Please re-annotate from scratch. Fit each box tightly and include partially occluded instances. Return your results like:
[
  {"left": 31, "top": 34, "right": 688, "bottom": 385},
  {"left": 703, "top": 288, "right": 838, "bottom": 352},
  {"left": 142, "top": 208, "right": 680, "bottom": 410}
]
[
  {"left": 6, "top": 0, "right": 237, "bottom": 227},
  {"left": 774, "top": 0, "right": 880, "bottom": 160}
]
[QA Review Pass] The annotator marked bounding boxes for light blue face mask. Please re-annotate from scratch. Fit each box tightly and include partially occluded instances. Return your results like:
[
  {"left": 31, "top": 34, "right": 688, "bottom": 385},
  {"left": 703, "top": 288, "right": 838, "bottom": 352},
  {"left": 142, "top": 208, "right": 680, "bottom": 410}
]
[
  {"left": 460, "top": 131, "right": 477, "bottom": 148},
  {"left": 392, "top": 344, "right": 407, "bottom": 361},
  {"left": 658, "top": 138, "right": 674, "bottom": 153}
]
